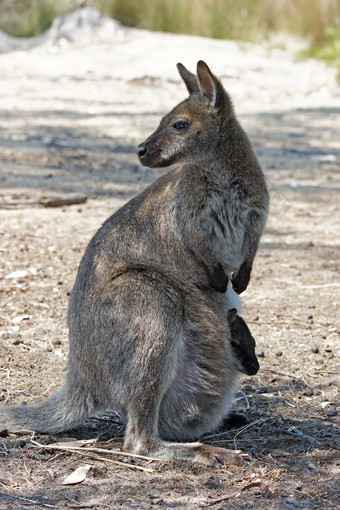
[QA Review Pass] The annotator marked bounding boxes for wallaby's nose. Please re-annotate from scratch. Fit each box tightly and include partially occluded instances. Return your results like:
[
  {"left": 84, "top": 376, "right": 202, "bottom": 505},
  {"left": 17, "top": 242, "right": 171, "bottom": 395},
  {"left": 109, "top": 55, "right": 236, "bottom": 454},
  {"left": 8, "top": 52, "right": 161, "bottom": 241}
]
[{"left": 137, "top": 145, "right": 148, "bottom": 159}]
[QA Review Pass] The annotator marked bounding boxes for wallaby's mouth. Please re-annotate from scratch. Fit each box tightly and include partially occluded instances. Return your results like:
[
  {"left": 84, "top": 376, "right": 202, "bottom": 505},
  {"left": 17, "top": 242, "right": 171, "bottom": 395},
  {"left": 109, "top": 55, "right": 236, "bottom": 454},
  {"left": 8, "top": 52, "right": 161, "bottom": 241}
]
[{"left": 136, "top": 145, "right": 165, "bottom": 168}]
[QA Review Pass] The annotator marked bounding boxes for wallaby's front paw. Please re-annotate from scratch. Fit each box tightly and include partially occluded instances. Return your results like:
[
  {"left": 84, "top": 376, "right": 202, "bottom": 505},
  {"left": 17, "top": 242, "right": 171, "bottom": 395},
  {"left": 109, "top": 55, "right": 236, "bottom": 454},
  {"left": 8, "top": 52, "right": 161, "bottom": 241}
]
[
  {"left": 194, "top": 444, "right": 245, "bottom": 468},
  {"left": 231, "top": 263, "right": 251, "bottom": 294},
  {"left": 209, "top": 264, "right": 228, "bottom": 293}
]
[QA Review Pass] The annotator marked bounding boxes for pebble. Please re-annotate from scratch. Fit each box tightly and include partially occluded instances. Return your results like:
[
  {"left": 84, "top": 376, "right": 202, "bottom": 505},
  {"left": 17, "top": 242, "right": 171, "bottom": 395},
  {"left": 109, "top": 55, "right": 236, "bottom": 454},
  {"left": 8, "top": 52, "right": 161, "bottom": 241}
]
[
  {"left": 326, "top": 408, "right": 337, "bottom": 417},
  {"left": 274, "top": 350, "right": 283, "bottom": 357},
  {"left": 257, "top": 350, "right": 265, "bottom": 358},
  {"left": 14, "top": 439, "right": 26, "bottom": 448},
  {"left": 311, "top": 345, "right": 319, "bottom": 353},
  {"left": 10, "top": 333, "right": 22, "bottom": 345},
  {"left": 303, "top": 387, "right": 314, "bottom": 396}
]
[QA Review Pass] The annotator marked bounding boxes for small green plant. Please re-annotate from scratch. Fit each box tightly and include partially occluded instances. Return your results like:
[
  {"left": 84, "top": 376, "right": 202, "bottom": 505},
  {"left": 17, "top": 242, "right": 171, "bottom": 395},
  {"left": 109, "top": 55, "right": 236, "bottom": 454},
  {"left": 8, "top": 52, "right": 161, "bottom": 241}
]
[
  {"left": 301, "top": 26, "right": 340, "bottom": 75},
  {"left": 0, "top": 0, "right": 73, "bottom": 37}
]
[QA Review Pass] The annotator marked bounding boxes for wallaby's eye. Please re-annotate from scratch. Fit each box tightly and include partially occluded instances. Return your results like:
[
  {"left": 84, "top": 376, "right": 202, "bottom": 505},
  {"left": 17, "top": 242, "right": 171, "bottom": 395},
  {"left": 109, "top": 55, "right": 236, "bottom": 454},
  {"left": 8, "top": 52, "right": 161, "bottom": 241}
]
[{"left": 173, "top": 120, "right": 189, "bottom": 131}]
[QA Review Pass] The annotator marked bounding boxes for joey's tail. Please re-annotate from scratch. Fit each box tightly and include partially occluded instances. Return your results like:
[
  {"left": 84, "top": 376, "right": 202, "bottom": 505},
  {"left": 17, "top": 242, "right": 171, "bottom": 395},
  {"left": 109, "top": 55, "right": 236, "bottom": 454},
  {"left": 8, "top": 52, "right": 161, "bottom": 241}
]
[{"left": 0, "top": 379, "right": 96, "bottom": 434}]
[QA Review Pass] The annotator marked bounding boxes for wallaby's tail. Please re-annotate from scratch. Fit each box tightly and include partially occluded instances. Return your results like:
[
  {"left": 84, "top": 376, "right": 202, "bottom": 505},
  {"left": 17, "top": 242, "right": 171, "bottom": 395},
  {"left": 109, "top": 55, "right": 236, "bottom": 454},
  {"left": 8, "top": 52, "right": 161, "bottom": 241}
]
[{"left": 0, "top": 379, "right": 95, "bottom": 434}]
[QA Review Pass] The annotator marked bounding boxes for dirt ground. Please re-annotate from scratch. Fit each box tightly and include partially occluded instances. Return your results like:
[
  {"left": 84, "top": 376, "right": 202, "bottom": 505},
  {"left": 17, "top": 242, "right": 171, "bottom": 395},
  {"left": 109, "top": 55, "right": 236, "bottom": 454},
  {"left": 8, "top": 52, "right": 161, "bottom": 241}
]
[{"left": 0, "top": 11, "right": 339, "bottom": 510}]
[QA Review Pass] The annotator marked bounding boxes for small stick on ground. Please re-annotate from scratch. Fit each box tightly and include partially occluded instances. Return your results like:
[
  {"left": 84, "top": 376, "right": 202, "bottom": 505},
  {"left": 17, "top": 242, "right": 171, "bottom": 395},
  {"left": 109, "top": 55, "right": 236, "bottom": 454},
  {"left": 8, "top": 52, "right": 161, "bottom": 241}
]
[
  {"left": 203, "top": 417, "right": 271, "bottom": 442},
  {"left": 206, "top": 491, "right": 241, "bottom": 506},
  {"left": 233, "top": 418, "right": 272, "bottom": 448},
  {"left": 31, "top": 440, "right": 163, "bottom": 462},
  {"left": 261, "top": 368, "right": 314, "bottom": 388},
  {"left": 81, "top": 453, "right": 155, "bottom": 473}
]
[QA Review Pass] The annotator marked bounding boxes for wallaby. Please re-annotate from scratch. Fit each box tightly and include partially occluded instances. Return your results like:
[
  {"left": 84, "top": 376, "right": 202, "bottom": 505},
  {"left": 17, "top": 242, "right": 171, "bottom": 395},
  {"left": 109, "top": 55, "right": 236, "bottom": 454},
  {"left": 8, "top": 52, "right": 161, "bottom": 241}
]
[
  {"left": 228, "top": 308, "right": 259, "bottom": 376},
  {"left": 0, "top": 61, "right": 268, "bottom": 467}
]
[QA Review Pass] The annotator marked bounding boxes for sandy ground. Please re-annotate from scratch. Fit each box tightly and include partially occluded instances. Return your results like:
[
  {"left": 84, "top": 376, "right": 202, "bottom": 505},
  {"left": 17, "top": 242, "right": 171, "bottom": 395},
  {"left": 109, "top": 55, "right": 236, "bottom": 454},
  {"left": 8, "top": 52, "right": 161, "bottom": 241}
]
[{"left": 0, "top": 11, "right": 339, "bottom": 509}]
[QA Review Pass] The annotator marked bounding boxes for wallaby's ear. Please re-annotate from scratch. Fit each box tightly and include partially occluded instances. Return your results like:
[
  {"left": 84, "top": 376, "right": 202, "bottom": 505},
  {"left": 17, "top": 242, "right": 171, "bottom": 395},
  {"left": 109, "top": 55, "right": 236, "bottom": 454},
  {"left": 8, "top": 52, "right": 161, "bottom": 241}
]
[
  {"left": 177, "top": 63, "right": 199, "bottom": 95},
  {"left": 196, "top": 60, "right": 231, "bottom": 115},
  {"left": 227, "top": 308, "right": 237, "bottom": 324}
]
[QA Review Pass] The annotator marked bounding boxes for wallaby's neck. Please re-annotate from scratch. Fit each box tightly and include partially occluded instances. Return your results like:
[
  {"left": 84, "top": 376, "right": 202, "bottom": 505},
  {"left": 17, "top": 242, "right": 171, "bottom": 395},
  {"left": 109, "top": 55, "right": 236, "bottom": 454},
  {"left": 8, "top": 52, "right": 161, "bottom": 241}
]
[
  {"left": 187, "top": 126, "right": 258, "bottom": 184},
  {"left": 218, "top": 118, "right": 260, "bottom": 178}
]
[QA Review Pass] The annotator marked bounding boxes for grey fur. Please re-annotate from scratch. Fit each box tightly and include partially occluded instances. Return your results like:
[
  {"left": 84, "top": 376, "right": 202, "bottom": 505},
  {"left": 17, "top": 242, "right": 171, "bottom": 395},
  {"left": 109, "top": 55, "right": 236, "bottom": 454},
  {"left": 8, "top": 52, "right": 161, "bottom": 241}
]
[{"left": 0, "top": 61, "right": 268, "bottom": 467}]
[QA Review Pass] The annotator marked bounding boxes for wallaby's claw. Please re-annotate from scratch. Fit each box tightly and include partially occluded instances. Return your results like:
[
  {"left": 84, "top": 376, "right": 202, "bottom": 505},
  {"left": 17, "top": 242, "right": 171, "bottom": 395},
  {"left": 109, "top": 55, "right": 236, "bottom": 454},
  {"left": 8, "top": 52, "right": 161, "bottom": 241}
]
[
  {"left": 240, "top": 453, "right": 251, "bottom": 459},
  {"left": 231, "top": 268, "right": 250, "bottom": 294}
]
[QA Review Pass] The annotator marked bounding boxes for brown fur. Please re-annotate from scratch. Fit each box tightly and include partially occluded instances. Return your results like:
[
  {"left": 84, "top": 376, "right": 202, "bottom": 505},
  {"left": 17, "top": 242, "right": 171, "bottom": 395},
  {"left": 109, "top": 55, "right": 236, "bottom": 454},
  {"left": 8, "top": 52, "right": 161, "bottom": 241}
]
[{"left": 0, "top": 61, "right": 268, "bottom": 467}]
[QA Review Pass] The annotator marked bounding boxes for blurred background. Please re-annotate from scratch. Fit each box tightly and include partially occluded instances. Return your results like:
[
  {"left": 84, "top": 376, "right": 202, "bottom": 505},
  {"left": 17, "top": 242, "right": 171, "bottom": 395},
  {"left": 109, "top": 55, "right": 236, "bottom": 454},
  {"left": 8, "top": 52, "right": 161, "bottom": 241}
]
[{"left": 0, "top": 0, "right": 339, "bottom": 72}]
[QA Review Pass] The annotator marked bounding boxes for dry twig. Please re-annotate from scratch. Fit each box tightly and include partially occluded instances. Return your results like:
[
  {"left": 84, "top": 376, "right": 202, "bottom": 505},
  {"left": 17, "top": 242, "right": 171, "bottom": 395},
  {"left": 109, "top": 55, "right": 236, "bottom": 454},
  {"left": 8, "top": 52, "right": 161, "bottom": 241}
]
[
  {"left": 233, "top": 418, "right": 272, "bottom": 448},
  {"left": 30, "top": 441, "right": 161, "bottom": 473},
  {"left": 261, "top": 368, "right": 314, "bottom": 388},
  {"left": 31, "top": 440, "right": 163, "bottom": 462}
]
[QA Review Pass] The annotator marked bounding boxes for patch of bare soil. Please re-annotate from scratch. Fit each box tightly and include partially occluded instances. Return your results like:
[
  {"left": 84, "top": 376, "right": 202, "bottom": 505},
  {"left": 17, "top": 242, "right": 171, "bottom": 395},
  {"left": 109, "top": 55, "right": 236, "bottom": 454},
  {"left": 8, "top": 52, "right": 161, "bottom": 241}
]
[{"left": 0, "top": 10, "right": 339, "bottom": 510}]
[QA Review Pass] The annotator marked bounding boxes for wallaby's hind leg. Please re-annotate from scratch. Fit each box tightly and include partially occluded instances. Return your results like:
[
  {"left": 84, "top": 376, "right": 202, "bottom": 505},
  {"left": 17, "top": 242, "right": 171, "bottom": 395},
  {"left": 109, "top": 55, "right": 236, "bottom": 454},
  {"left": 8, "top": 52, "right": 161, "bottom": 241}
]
[{"left": 107, "top": 271, "right": 243, "bottom": 467}]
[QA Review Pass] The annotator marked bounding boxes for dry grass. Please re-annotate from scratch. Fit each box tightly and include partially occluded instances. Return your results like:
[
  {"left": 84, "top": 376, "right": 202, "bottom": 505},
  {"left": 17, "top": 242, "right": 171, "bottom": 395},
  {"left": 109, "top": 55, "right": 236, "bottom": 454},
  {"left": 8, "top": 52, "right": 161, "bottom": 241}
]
[
  {"left": 0, "top": 0, "right": 339, "bottom": 44},
  {"left": 101, "top": 0, "right": 340, "bottom": 45}
]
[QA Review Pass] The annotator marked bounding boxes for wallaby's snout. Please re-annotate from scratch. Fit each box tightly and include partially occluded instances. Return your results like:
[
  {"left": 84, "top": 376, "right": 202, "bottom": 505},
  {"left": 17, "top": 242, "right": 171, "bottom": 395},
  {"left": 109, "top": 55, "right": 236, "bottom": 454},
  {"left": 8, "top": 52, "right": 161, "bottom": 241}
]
[{"left": 137, "top": 127, "right": 164, "bottom": 168}]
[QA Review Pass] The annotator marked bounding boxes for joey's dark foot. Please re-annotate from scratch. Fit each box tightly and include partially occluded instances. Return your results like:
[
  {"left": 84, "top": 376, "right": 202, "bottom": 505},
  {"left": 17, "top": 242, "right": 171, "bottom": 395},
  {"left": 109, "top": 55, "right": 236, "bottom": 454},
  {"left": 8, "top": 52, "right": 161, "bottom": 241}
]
[
  {"left": 220, "top": 412, "right": 250, "bottom": 430},
  {"left": 231, "top": 263, "right": 251, "bottom": 294}
]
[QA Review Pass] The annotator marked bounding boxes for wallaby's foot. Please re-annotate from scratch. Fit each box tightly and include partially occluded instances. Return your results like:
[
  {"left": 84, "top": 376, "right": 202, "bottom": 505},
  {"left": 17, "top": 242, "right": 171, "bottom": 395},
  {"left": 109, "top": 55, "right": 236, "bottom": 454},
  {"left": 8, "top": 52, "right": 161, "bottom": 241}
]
[
  {"left": 189, "top": 443, "right": 244, "bottom": 468},
  {"left": 124, "top": 437, "right": 244, "bottom": 468},
  {"left": 231, "top": 262, "right": 251, "bottom": 294},
  {"left": 220, "top": 412, "right": 250, "bottom": 429}
]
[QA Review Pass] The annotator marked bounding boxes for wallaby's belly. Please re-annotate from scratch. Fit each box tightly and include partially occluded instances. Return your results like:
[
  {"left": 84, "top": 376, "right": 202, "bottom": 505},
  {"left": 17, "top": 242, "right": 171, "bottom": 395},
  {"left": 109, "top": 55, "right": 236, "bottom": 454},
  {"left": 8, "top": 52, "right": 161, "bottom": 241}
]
[
  {"left": 158, "top": 344, "right": 238, "bottom": 441},
  {"left": 158, "top": 294, "right": 239, "bottom": 441}
]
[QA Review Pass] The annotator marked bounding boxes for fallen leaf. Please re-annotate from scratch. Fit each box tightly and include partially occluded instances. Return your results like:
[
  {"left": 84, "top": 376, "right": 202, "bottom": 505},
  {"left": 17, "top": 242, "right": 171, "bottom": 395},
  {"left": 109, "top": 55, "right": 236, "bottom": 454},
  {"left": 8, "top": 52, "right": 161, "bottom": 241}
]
[
  {"left": 12, "top": 315, "right": 30, "bottom": 324},
  {"left": 62, "top": 464, "right": 92, "bottom": 485},
  {"left": 241, "top": 478, "right": 263, "bottom": 491},
  {"left": 5, "top": 270, "right": 28, "bottom": 279}
]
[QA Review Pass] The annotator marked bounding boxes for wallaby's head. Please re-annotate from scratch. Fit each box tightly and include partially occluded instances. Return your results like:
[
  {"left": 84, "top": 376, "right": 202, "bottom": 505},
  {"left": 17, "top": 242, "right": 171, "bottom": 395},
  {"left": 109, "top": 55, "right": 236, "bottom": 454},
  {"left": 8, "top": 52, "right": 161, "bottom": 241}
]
[
  {"left": 227, "top": 309, "right": 259, "bottom": 376},
  {"left": 137, "top": 60, "right": 234, "bottom": 168}
]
